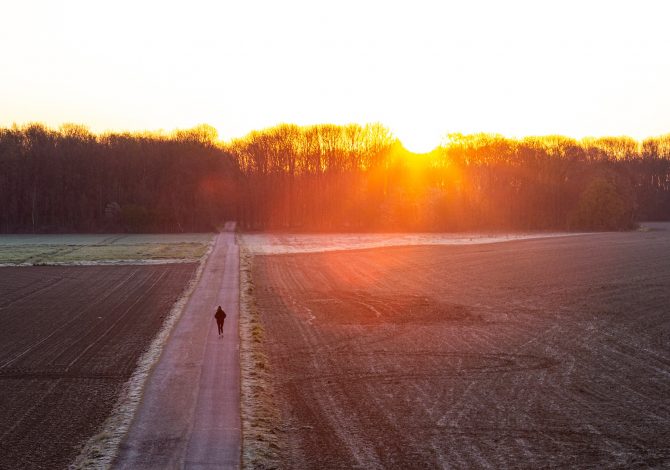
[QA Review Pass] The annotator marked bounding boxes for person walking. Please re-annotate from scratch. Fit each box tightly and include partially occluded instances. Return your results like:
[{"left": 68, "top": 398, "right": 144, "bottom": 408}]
[{"left": 214, "top": 305, "right": 226, "bottom": 336}]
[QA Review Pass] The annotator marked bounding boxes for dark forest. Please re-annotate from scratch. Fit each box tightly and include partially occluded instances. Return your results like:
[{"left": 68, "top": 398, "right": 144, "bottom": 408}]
[{"left": 1, "top": 123, "right": 669, "bottom": 233}]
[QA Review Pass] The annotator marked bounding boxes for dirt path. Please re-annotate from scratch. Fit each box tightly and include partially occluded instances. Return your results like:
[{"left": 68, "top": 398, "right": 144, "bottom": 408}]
[{"left": 114, "top": 229, "right": 240, "bottom": 469}]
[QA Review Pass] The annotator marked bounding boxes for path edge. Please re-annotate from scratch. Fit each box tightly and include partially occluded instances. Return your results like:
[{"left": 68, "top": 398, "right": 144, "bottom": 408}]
[{"left": 239, "top": 242, "right": 284, "bottom": 469}]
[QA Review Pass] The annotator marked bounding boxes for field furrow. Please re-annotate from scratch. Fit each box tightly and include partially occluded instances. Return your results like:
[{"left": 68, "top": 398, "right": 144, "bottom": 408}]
[
  {"left": 251, "top": 229, "right": 670, "bottom": 468},
  {"left": 0, "top": 264, "right": 196, "bottom": 470}
]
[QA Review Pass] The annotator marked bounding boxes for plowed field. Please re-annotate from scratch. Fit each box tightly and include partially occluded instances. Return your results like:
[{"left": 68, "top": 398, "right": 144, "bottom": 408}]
[
  {"left": 0, "top": 264, "right": 196, "bottom": 469},
  {"left": 252, "top": 229, "right": 670, "bottom": 468}
]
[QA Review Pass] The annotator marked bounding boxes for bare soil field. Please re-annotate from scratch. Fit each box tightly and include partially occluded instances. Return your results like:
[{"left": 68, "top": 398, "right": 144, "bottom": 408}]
[
  {"left": 0, "top": 264, "right": 196, "bottom": 469},
  {"left": 251, "top": 227, "right": 670, "bottom": 468}
]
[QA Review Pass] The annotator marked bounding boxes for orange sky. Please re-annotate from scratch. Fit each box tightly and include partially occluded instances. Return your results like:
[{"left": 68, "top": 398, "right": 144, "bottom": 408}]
[{"left": 2, "top": 0, "right": 670, "bottom": 152}]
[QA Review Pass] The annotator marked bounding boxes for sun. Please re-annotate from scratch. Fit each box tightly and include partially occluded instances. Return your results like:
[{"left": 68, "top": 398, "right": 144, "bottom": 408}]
[{"left": 394, "top": 126, "right": 441, "bottom": 154}]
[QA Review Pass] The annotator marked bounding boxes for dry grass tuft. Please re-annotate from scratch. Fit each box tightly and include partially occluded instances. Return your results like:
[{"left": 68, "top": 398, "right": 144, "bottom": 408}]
[{"left": 239, "top": 248, "right": 284, "bottom": 469}]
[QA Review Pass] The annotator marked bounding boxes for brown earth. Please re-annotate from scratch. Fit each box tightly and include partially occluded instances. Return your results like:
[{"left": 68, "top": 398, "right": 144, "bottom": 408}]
[
  {"left": 252, "top": 229, "right": 670, "bottom": 469},
  {"left": 0, "top": 264, "right": 196, "bottom": 470}
]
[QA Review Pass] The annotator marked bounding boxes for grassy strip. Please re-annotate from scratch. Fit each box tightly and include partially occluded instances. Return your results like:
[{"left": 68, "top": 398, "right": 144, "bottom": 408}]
[
  {"left": 0, "top": 242, "right": 208, "bottom": 264},
  {"left": 239, "top": 249, "right": 283, "bottom": 469}
]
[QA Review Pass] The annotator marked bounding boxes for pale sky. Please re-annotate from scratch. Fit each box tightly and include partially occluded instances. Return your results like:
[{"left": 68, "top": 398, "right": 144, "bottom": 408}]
[{"left": 2, "top": 0, "right": 670, "bottom": 152}]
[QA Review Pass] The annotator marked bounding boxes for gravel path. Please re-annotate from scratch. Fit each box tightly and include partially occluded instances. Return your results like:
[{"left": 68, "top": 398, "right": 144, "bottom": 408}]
[{"left": 114, "top": 230, "right": 241, "bottom": 469}]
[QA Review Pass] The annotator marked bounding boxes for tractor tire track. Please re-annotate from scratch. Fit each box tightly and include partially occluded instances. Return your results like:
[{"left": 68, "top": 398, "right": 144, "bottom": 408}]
[{"left": 251, "top": 229, "right": 670, "bottom": 469}]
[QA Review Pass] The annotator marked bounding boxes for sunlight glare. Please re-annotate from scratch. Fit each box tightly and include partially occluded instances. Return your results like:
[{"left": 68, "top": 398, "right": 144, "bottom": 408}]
[
  {"left": 1, "top": 1, "right": 670, "bottom": 141},
  {"left": 394, "top": 124, "right": 443, "bottom": 154}
]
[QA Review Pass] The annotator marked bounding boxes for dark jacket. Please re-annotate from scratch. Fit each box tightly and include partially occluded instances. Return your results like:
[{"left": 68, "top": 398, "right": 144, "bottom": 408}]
[{"left": 215, "top": 307, "right": 226, "bottom": 322}]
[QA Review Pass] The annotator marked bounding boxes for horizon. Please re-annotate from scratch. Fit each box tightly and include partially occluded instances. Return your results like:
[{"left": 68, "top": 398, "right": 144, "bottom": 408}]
[
  {"left": 2, "top": 0, "right": 670, "bottom": 153},
  {"left": 3, "top": 120, "right": 670, "bottom": 151}
]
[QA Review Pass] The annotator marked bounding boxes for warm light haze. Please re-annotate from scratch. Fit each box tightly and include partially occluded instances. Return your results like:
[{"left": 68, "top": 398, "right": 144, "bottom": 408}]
[
  {"left": 3, "top": 4, "right": 670, "bottom": 469},
  {"left": 2, "top": 0, "right": 670, "bottom": 153}
]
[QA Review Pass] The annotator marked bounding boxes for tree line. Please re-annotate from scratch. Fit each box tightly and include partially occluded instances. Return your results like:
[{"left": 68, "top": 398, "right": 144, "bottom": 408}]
[
  {"left": 1, "top": 122, "right": 669, "bottom": 233},
  {"left": 0, "top": 123, "right": 239, "bottom": 233}
]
